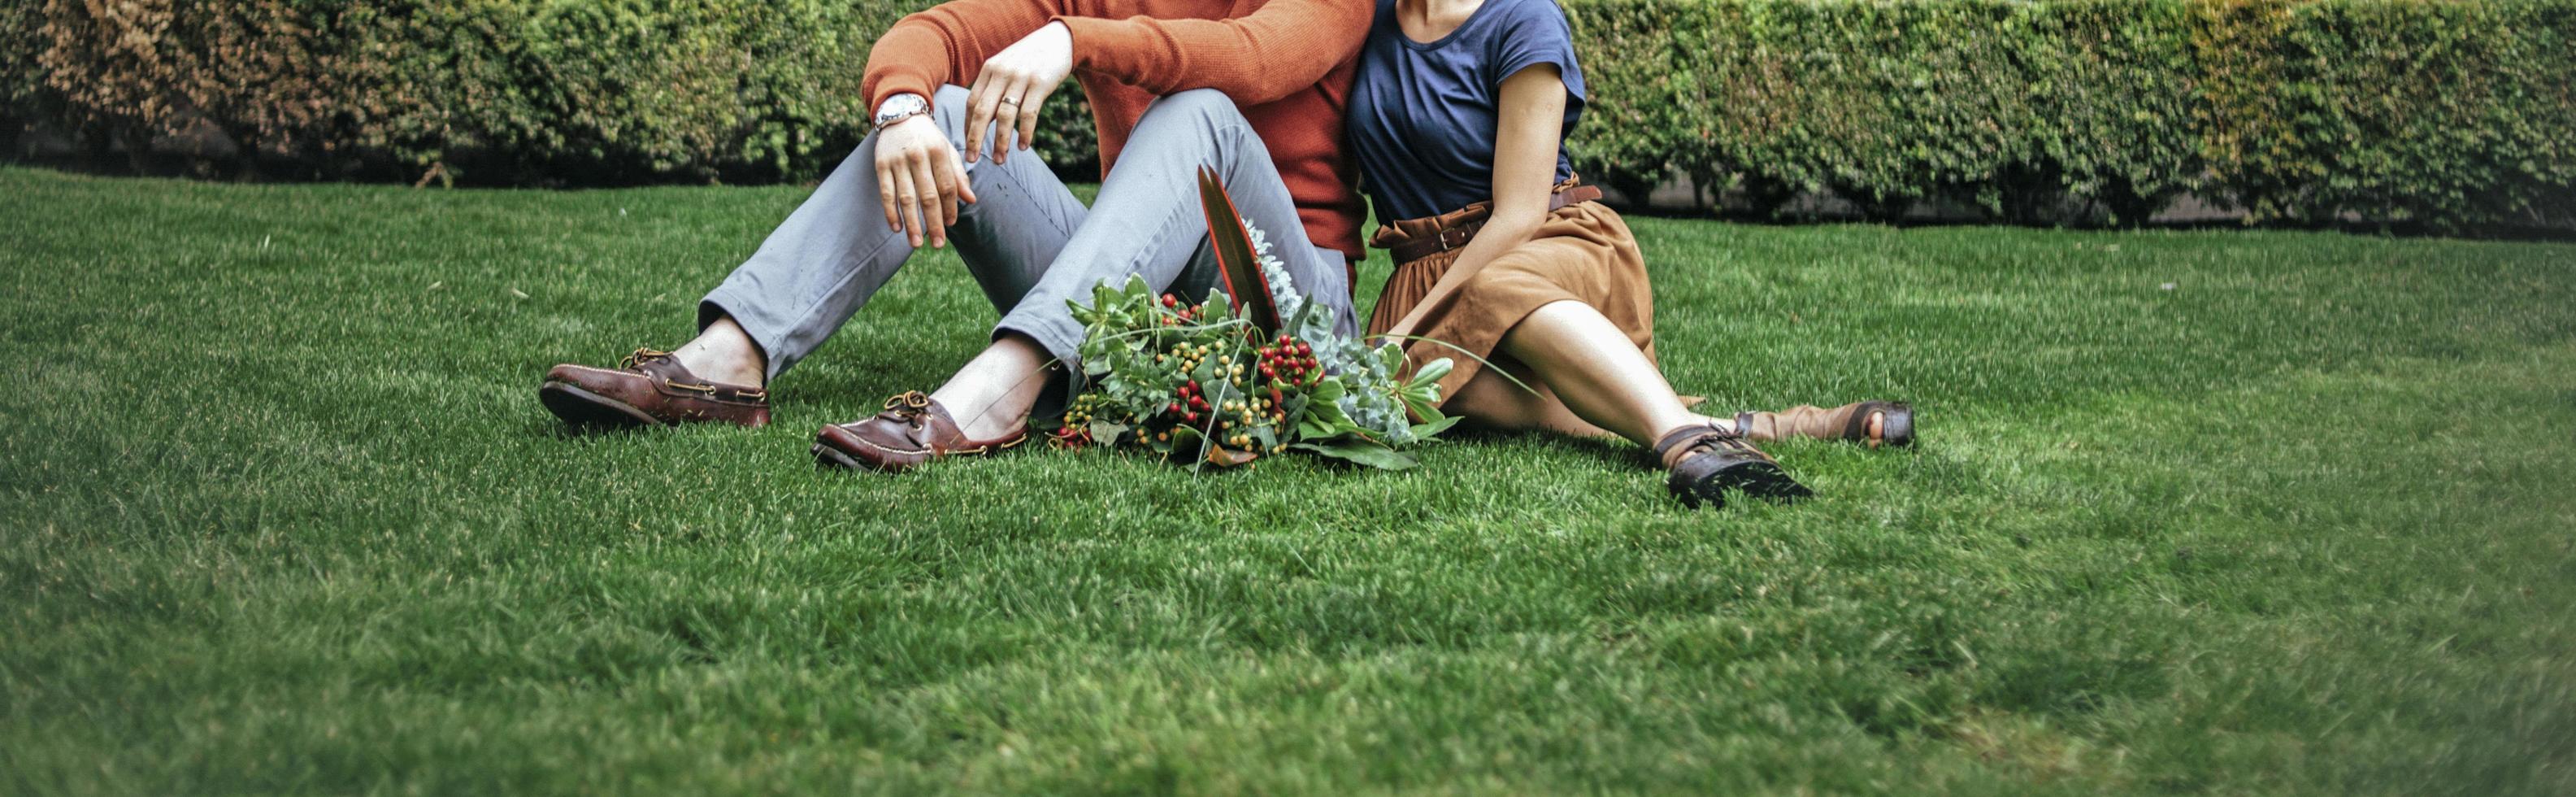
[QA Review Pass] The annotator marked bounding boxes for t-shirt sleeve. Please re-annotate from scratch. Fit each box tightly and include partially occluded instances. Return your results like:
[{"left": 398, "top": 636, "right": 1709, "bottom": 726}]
[{"left": 1486, "top": 0, "right": 1586, "bottom": 105}]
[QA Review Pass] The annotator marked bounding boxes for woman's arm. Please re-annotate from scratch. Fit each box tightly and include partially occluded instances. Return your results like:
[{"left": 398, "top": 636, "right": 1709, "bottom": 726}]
[{"left": 1378, "top": 64, "right": 1570, "bottom": 344}]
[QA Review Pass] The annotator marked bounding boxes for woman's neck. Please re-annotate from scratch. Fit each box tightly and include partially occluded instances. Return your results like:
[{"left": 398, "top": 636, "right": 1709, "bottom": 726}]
[{"left": 1395, "top": 0, "right": 1488, "bottom": 44}]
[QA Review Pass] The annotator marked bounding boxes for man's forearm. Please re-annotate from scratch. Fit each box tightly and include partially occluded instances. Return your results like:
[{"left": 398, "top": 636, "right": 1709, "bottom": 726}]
[{"left": 1055, "top": 0, "right": 1371, "bottom": 104}]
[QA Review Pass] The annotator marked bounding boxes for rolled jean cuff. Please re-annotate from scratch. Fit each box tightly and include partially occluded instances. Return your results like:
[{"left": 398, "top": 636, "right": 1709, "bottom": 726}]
[{"left": 697, "top": 289, "right": 791, "bottom": 381}]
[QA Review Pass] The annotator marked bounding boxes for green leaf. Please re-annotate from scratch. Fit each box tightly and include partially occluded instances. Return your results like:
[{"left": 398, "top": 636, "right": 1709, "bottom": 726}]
[
  {"left": 1409, "top": 413, "right": 1462, "bottom": 440},
  {"left": 1088, "top": 420, "right": 1130, "bottom": 444},
  {"left": 1408, "top": 357, "right": 1454, "bottom": 387},
  {"left": 1289, "top": 437, "right": 1419, "bottom": 470}
]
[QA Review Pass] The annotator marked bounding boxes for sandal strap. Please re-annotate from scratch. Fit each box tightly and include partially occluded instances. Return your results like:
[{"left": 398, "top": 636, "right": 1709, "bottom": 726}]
[
  {"left": 1838, "top": 401, "right": 1888, "bottom": 442},
  {"left": 1651, "top": 425, "right": 1745, "bottom": 471},
  {"left": 1652, "top": 426, "right": 1720, "bottom": 457}
]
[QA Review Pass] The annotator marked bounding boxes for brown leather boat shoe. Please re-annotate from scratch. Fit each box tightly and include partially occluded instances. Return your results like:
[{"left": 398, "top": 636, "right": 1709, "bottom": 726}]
[
  {"left": 812, "top": 391, "right": 1029, "bottom": 473},
  {"left": 540, "top": 348, "right": 771, "bottom": 429},
  {"left": 1652, "top": 425, "right": 1812, "bottom": 510}
]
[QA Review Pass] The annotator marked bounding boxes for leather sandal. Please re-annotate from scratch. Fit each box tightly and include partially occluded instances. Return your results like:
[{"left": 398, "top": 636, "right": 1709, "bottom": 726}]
[
  {"left": 1651, "top": 425, "right": 1812, "bottom": 510},
  {"left": 812, "top": 391, "right": 1028, "bottom": 473},
  {"left": 1735, "top": 401, "right": 1914, "bottom": 448}
]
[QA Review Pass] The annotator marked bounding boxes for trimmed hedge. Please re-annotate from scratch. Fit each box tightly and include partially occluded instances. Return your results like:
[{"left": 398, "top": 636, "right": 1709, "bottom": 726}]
[
  {"left": 2, "top": 0, "right": 1096, "bottom": 183},
  {"left": 7, "top": 0, "right": 2572, "bottom": 228},
  {"left": 1565, "top": 0, "right": 2575, "bottom": 228}
]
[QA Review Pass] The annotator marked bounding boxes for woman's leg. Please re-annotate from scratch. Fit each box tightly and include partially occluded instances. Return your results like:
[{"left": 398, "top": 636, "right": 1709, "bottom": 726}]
[
  {"left": 1479, "top": 299, "right": 1811, "bottom": 506},
  {"left": 1444, "top": 356, "right": 1612, "bottom": 438},
  {"left": 1450, "top": 360, "right": 1767, "bottom": 440},
  {"left": 1481, "top": 299, "right": 1703, "bottom": 446}
]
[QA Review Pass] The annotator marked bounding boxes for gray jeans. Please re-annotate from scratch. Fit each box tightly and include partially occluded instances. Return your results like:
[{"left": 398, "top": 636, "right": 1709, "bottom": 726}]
[{"left": 701, "top": 85, "right": 1355, "bottom": 408}]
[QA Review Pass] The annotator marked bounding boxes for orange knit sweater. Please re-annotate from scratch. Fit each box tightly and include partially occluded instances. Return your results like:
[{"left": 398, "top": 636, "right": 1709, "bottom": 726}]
[{"left": 861, "top": 0, "right": 1373, "bottom": 259}]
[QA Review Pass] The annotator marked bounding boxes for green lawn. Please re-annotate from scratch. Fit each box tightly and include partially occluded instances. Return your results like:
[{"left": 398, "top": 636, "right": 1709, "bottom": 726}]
[{"left": 4, "top": 164, "right": 2573, "bottom": 795}]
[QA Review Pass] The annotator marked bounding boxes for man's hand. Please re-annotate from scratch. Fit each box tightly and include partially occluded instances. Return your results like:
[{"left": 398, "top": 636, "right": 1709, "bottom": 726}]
[
  {"left": 873, "top": 115, "right": 975, "bottom": 249},
  {"left": 963, "top": 21, "right": 1073, "bottom": 164}
]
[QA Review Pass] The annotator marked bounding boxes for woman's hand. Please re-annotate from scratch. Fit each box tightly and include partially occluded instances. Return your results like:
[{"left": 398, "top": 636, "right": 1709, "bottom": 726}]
[
  {"left": 1375, "top": 316, "right": 1421, "bottom": 348},
  {"left": 873, "top": 115, "right": 975, "bottom": 249},
  {"left": 964, "top": 21, "right": 1074, "bottom": 165}
]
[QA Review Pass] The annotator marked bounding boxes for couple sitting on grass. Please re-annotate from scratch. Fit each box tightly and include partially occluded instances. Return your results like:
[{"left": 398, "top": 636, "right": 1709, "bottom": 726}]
[{"left": 538, "top": 0, "right": 1913, "bottom": 508}]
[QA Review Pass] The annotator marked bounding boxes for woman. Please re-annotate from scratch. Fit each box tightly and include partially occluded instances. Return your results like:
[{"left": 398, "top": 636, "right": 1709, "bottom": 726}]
[{"left": 1347, "top": 0, "right": 1913, "bottom": 507}]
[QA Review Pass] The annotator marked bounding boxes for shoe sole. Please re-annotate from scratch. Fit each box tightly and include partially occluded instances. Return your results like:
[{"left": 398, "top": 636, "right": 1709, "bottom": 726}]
[
  {"left": 1676, "top": 458, "right": 1814, "bottom": 509},
  {"left": 1879, "top": 406, "right": 1915, "bottom": 448},
  {"left": 540, "top": 381, "right": 662, "bottom": 429},
  {"left": 810, "top": 441, "right": 886, "bottom": 472},
  {"left": 812, "top": 424, "right": 1031, "bottom": 473}
]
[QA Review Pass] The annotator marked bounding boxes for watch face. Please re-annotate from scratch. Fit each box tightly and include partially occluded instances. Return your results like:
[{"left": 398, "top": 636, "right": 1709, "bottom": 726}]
[{"left": 876, "top": 95, "right": 926, "bottom": 124}]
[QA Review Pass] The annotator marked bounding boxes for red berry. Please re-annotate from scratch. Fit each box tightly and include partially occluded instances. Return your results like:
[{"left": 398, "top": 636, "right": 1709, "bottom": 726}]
[
  {"left": 1185, "top": 412, "right": 1200, "bottom": 422},
  {"left": 1162, "top": 294, "right": 1178, "bottom": 307}
]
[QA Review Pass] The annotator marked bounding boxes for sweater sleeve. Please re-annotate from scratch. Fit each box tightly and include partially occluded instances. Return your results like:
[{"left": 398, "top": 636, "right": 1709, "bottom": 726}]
[
  {"left": 861, "top": 0, "right": 1063, "bottom": 112},
  {"left": 1055, "top": 0, "right": 1374, "bottom": 105}
]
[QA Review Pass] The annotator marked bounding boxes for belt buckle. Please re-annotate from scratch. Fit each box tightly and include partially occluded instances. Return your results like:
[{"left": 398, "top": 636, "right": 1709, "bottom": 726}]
[{"left": 1438, "top": 227, "right": 1470, "bottom": 252}]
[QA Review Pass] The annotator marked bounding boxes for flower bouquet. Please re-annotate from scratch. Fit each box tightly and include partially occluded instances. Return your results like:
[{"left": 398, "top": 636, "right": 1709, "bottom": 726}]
[{"left": 1049, "top": 168, "right": 1457, "bottom": 470}]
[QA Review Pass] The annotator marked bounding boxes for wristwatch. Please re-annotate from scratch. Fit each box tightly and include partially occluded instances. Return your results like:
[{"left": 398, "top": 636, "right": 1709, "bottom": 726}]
[{"left": 872, "top": 93, "right": 931, "bottom": 129}]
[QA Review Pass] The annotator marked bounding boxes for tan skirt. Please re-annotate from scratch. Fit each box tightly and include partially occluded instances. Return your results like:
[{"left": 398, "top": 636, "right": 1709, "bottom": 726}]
[{"left": 1364, "top": 198, "right": 1655, "bottom": 408}]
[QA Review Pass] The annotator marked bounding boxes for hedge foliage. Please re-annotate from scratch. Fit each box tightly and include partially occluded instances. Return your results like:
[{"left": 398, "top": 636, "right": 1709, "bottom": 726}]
[
  {"left": 1567, "top": 0, "right": 2576, "bottom": 227},
  {"left": 1, "top": 0, "right": 1097, "bottom": 183},
  {"left": 7, "top": 0, "right": 2571, "bottom": 228}
]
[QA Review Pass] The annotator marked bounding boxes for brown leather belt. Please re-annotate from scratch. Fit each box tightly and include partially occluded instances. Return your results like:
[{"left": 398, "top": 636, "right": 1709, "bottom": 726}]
[{"left": 1387, "top": 185, "right": 1604, "bottom": 265}]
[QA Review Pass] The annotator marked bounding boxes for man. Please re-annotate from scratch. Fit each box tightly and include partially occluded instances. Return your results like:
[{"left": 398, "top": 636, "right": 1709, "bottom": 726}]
[{"left": 538, "top": 0, "right": 1372, "bottom": 473}]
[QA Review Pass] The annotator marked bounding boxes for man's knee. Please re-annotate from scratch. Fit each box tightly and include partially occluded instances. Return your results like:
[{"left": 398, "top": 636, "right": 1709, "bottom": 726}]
[
  {"left": 1136, "top": 89, "right": 1247, "bottom": 129},
  {"left": 929, "top": 84, "right": 975, "bottom": 147}
]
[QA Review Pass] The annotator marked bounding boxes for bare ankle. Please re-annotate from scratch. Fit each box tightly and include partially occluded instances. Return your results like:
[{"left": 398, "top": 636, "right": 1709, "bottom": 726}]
[
  {"left": 673, "top": 317, "right": 767, "bottom": 387},
  {"left": 949, "top": 398, "right": 1032, "bottom": 441},
  {"left": 927, "top": 334, "right": 1052, "bottom": 438}
]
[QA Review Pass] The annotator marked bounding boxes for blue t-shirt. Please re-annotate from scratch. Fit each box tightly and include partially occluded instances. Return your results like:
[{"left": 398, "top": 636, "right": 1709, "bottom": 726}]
[{"left": 1347, "top": 0, "right": 1588, "bottom": 224}]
